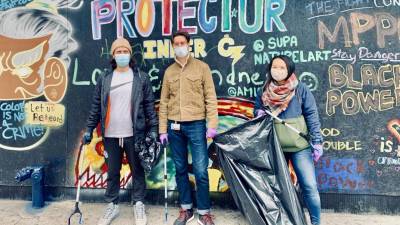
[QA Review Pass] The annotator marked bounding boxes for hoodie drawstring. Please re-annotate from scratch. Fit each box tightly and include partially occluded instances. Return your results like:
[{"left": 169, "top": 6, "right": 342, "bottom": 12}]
[{"left": 119, "top": 137, "right": 124, "bottom": 148}]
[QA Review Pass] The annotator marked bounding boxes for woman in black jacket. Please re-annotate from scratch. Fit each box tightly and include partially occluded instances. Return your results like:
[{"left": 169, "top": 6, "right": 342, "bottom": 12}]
[{"left": 82, "top": 38, "right": 158, "bottom": 225}]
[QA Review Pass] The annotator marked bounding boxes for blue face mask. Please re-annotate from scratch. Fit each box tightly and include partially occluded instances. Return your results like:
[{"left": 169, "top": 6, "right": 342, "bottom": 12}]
[{"left": 114, "top": 54, "right": 130, "bottom": 67}]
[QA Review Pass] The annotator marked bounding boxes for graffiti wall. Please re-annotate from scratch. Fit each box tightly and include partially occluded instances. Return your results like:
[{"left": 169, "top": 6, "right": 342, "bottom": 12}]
[
  {"left": 0, "top": 0, "right": 81, "bottom": 187},
  {"left": 1, "top": 0, "right": 400, "bottom": 204}
]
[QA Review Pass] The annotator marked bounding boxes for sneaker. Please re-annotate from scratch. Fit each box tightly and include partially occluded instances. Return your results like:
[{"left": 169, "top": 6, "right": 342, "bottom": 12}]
[
  {"left": 133, "top": 201, "right": 147, "bottom": 225},
  {"left": 173, "top": 208, "right": 194, "bottom": 225},
  {"left": 98, "top": 203, "right": 120, "bottom": 225},
  {"left": 198, "top": 213, "right": 215, "bottom": 225}
]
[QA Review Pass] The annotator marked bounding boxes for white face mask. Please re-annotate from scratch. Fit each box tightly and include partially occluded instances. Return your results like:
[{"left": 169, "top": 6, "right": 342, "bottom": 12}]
[
  {"left": 174, "top": 46, "right": 189, "bottom": 58},
  {"left": 270, "top": 68, "right": 288, "bottom": 81}
]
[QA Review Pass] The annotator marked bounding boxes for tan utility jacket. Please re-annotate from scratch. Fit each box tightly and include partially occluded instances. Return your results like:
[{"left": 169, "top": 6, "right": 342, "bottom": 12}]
[{"left": 159, "top": 55, "right": 218, "bottom": 133}]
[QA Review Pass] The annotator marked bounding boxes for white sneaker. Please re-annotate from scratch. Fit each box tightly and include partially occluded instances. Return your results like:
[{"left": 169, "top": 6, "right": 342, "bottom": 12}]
[
  {"left": 133, "top": 201, "right": 147, "bottom": 225},
  {"left": 98, "top": 203, "right": 120, "bottom": 225}
]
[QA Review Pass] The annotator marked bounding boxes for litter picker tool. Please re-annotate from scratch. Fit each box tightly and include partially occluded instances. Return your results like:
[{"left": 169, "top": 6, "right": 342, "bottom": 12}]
[
  {"left": 163, "top": 143, "right": 168, "bottom": 224},
  {"left": 68, "top": 144, "right": 85, "bottom": 225},
  {"left": 263, "top": 108, "right": 310, "bottom": 142}
]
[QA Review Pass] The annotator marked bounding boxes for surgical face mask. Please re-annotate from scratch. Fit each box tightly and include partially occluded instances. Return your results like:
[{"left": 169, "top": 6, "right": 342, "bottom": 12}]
[
  {"left": 114, "top": 54, "right": 130, "bottom": 67},
  {"left": 270, "top": 68, "right": 288, "bottom": 82},
  {"left": 174, "top": 46, "right": 189, "bottom": 58}
]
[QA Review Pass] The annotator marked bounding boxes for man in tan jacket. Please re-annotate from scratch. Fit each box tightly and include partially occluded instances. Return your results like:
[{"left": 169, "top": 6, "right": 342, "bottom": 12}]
[{"left": 159, "top": 31, "right": 218, "bottom": 225}]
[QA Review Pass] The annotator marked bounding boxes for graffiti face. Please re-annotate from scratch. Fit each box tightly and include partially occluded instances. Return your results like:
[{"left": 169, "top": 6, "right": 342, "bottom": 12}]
[
  {"left": 299, "top": 72, "right": 318, "bottom": 92},
  {"left": 0, "top": 34, "right": 67, "bottom": 103},
  {"left": 0, "top": 34, "right": 48, "bottom": 100}
]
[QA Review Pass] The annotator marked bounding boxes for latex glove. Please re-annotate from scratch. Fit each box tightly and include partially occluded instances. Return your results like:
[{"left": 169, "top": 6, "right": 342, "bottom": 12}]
[
  {"left": 311, "top": 143, "right": 323, "bottom": 162},
  {"left": 206, "top": 128, "right": 217, "bottom": 139},
  {"left": 160, "top": 133, "right": 168, "bottom": 145},
  {"left": 255, "top": 110, "right": 266, "bottom": 118},
  {"left": 82, "top": 130, "right": 93, "bottom": 145}
]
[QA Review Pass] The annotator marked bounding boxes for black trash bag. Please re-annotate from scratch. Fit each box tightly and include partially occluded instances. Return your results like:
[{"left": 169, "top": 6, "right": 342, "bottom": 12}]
[
  {"left": 135, "top": 132, "right": 161, "bottom": 173},
  {"left": 211, "top": 116, "right": 307, "bottom": 225}
]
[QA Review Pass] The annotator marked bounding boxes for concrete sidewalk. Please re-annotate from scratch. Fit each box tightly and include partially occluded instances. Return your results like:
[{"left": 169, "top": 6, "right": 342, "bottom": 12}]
[{"left": 0, "top": 200, "right": 399, "bottom": 225}]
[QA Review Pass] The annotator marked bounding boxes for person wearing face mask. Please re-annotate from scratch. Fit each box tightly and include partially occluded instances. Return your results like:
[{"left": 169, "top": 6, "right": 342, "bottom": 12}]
[
  {"left": 82, "top": 38, "right": 158, "bottom": 225},
  {"left": 158, "top": 31, "right": 218, "bottom": 225},
  {"left": 253, "top": 55, "right": 323, "bottom": 225}
]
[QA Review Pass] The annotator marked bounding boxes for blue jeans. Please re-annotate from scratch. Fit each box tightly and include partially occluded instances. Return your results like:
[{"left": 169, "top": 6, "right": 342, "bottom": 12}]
[
  {"left": 168, "top": 120, "right": 210, "bottom": 214},
  {"left": 285, "top": 148, "right": 321, "bottom": 225}
]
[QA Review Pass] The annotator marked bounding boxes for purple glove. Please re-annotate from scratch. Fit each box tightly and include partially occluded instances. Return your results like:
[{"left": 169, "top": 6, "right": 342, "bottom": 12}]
[
  {"left": 206, "top": 128, "right": 217, "bottom": 139},
  {"left": 160, "top": 133, "right": 168, "bottom": 145},
  {"left": 311, "top": 143, "right": 323, "bottom": 162},
  {"left": 255, "top": 110, "right": 266, "bottom": 118}
]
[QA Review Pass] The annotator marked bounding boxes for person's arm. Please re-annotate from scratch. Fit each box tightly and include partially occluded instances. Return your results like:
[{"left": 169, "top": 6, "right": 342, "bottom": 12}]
[
  {"left": 202, "top": 64, "right": 218, "bottom": 129},
  {"left": 253, "top": 88, "right": 264, "bottom": 118},
  {"left": 141, "top": 71, "right": 158, "bottom": 133},
  {"left": 301, "top": 84, "right": 323, "bottom": 144},
  {"left": 159, "top": 71, "right": 170, "bottom": 134},
  {"left": 86, "top": 74, "right": 104, "bottom": 132}
]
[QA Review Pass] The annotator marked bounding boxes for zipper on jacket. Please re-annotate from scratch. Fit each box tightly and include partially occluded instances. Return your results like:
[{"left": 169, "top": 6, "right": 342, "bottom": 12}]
[
  {"left": 132, "top": 71, "right": 141, "bottom": 136},
  {"left": 179, "top": 62, "right": 186, "bottom": 121},
  {"left": 176, "top": 56, "right": 189, "bottom": 122},
  {"left": 179, "top": 70, "right": 183, "bottom": 121}
]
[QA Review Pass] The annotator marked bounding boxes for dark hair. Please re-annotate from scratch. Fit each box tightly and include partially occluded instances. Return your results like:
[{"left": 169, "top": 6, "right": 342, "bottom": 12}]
[
  {"left": 265, "top": 55, "right": 295, "bottom": 84},
  {"left": 110, "top": 57, "right": 136, "bottom": 70},
  {"left": 172, "top": 30, "right": 190, "bottom": 44}
]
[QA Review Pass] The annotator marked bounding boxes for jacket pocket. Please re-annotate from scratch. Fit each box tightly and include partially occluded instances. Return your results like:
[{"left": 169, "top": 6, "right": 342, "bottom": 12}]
[
  {"left": 168, "top": 76, "right": 180, "bottom": 96},
  {"left": 186, "top": 74, "right": 203, "bottom": 108},
  {"left": 186, "top": 74, "right": 203, "bottom": 92}
]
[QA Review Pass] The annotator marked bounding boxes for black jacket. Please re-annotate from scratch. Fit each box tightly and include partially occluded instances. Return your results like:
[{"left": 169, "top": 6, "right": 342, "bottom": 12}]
[{"left": 86, "top": 67, "right": 158, "bottom": 136}]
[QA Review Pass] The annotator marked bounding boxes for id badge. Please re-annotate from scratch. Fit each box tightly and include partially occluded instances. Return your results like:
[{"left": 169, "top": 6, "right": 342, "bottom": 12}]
[{"left": 171, "top": 123, "right": 181, "bottom": 131}]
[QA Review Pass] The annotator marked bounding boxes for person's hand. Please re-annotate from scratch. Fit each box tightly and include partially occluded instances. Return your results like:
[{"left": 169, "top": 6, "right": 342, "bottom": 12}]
[
  {"left": 82, "top": 130, "right": 93, "bottom": 145},
  {"left": 206, "top": 128, "right": 217, "bottom": 139},
  {"left": 255, "top": 110, "right": 266, "bottom": 118},
  {"left": 311, "top": 143, "right": 323, "bottom": 162},
  {"left": 160, "top": 133, "right": 168, "bottom": 145}
]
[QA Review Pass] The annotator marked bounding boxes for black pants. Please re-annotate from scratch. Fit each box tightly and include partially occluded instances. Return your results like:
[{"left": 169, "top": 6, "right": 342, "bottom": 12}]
[{"left": 103, "top": 136, "right": 145, "bottom": 204}]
